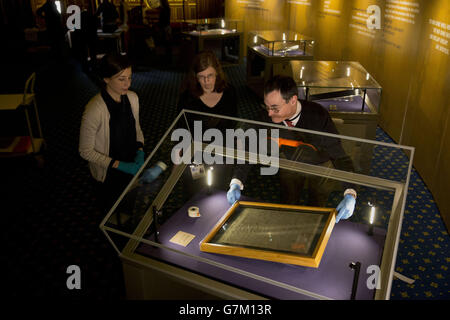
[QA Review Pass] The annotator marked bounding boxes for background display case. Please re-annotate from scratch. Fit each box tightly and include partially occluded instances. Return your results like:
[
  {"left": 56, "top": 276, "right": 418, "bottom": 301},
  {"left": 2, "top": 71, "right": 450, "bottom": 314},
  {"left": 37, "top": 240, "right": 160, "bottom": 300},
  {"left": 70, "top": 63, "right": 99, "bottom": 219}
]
[
  {"left": 247, "top": 30, "right": 315, "bottom": 96},
  {"left": 273, "top": 61, "right": 382, "bottom": 173},
  {"left": 181, "top": 18, "right": 244, "bottom": 65},
  {"left": 182, "top": 18, "right": 242, "bottom": 33},
  {"left": 100, "top": 110, "right": 414, "bottom": 300}
]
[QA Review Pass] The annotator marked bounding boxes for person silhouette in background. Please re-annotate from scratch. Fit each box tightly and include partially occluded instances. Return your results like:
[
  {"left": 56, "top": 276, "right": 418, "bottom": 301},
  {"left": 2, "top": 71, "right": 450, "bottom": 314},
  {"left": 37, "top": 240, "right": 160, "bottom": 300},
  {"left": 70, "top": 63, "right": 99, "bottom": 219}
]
[
  {"left": 81, "top": 3, "right": 99, "bottom": 71},
  {"left": 118, "top": 0, "right": 130, "bottom": 52},
  {"left": 71, "top": 3, "right": 98, "bottom": 72},
  {"left": 157, "top": 0, "right": 172, "bottom": 64},
  {"left": 36, "top": 0, "right": 66, "bottom": 59},
  {"left": 95, "top": 0, "right": 119, "bottom": 33}
]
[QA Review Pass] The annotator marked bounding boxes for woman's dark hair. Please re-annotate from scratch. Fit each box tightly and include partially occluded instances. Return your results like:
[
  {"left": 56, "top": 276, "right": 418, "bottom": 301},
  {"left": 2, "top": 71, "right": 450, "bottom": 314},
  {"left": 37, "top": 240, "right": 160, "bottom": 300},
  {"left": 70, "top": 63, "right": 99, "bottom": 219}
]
[
  {"left": 264, "top": 75, "right": 298, "bottom": 102},
  {"left": 99, "top": 53, "right": 132, "bottom": 79},
  {"left": 184, "top": 50, "right": 227, "bottom": 97}
]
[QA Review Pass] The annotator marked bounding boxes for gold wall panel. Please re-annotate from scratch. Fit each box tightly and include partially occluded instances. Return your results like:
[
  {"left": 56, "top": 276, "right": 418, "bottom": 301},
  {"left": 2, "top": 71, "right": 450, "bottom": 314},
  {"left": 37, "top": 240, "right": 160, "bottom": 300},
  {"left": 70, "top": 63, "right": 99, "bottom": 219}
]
[
  {"left": 224, "top": 0, "right": 449, "bottom": 228},
  {"left": 401, "top": 0, "right": 450, "bottom": 228},
  {"left": 225, "top": 0, "right": 289, "bottom": 55},
  {"left": 287, "top": 0, "right": 319, "bottom": 39},
  {"left": 313, "top": 0, "right": 352, "bottom": 60}
]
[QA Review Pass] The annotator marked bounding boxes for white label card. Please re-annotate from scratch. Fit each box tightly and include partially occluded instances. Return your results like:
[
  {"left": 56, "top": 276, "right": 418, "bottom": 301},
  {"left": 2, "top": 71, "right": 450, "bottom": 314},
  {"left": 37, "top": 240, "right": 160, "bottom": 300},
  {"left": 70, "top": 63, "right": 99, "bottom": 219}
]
[{"left": 169, "top": 231, "right": 196, "bottom": 247}]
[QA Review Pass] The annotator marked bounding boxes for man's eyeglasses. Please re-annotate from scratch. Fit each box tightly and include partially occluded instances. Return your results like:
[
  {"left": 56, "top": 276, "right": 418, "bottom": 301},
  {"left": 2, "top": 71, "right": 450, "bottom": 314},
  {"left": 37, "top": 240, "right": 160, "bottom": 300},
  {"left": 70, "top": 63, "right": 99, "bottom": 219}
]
[
  {"left": 197, "top": 73, "right": 216, "bottom": 82},
  {"left": 260, "top": 103, "right": 281, "bottom": 114}
]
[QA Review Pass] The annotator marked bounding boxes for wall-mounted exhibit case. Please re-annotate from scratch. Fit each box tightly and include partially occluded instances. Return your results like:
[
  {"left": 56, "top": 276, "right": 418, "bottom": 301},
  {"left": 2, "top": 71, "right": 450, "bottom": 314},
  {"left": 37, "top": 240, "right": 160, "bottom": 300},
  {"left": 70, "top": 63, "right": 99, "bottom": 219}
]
[
  {"left": 100, "top": 110, "right": 414, "bottom": 300},
  {"left": 181, "top": 18, "right": 244, "bottom": 65},
  {"left": 274, "top": 61, "right": 382, "bottom": 173},
  {"left": 247, "top": 30, "right": 315, "bottom": 96}
]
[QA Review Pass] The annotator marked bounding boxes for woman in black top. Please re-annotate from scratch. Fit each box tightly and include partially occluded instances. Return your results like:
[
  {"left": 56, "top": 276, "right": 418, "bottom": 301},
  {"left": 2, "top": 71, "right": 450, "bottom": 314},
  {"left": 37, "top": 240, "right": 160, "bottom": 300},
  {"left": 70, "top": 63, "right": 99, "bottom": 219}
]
[
  {"left": 177, "top": 50, "right": 238, "bottom": 197},
  {"left": 178, "top": 50, "right": 237, "bottom": 130}
]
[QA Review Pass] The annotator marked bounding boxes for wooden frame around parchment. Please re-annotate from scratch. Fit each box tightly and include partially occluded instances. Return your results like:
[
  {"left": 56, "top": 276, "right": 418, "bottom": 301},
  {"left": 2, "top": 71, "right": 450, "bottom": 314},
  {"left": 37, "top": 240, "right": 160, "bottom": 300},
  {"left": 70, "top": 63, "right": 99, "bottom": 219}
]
[{"left": 199, "top": 201, "right": 336, "bottom": 268}]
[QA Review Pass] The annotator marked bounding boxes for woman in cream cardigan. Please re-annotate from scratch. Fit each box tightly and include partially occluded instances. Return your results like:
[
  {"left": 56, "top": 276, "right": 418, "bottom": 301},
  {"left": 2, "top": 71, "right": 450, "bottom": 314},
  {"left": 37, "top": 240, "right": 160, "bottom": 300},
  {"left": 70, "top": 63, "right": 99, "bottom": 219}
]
[{"left": 79, "top": 53, "right": 145, "bottom": 210}]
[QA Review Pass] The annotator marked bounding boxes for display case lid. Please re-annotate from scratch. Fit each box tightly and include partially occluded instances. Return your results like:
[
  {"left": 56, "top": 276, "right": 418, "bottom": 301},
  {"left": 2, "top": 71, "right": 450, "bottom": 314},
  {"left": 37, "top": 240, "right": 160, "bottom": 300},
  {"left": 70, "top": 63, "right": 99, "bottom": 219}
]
[
  {"left": 289, "top": 61, "right": 381, "bottom": 90},
  {"left": 250, "top": 30, "right": 314, "bottom": 42},
  {"left": 185, "top": 18, "right": 243, "bottom": 25},
  {"left": 100, "top": 110, "right": 414, "bottom": 300},
  {"left": 181, "top": 18, "right": 243, "bottom": 36}
]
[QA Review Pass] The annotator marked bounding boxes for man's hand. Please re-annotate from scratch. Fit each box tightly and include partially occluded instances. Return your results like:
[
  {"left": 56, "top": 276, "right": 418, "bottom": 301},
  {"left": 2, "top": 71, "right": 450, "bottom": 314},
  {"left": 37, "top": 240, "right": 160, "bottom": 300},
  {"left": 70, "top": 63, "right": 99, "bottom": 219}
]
[
  {"left": 227, "top": 183, "right": 241, "bottom": 205},
  {"left": 140, "top": 161, "right": 167, "bottom": 184},
  {"left": 336, "top": 194, "right": 356, "bottom": 223}
]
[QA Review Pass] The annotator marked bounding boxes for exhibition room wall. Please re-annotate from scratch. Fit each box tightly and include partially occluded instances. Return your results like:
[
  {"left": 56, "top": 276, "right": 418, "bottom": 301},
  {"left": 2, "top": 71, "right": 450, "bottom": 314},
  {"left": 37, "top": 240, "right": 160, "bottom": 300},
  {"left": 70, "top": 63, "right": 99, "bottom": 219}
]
[{"left": 225, "top": 0, "right": 450, "bottom": 229}]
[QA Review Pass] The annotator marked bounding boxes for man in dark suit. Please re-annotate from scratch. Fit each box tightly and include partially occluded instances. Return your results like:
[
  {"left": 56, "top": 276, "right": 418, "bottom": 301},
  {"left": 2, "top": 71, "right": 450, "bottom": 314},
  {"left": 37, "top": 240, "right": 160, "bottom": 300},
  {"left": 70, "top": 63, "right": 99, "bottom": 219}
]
[{"left": 227, "top": 75, "right": 357, "bottom": 223}]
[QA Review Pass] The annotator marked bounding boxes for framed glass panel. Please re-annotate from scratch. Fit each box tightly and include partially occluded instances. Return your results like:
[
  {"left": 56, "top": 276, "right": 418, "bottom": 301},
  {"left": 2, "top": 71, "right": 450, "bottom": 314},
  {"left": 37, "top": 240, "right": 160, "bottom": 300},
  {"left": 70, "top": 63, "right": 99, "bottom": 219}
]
[{"left": 200, "top": 201, "right": 336, "bottom": 267}]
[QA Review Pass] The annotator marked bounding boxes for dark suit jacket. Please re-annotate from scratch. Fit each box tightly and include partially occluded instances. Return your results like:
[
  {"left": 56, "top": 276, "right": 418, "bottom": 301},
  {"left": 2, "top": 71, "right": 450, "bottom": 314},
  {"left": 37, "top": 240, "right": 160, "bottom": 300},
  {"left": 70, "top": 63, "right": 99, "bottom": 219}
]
[{"left": 233, "top": 99, "right": 355, "bottom": 182}]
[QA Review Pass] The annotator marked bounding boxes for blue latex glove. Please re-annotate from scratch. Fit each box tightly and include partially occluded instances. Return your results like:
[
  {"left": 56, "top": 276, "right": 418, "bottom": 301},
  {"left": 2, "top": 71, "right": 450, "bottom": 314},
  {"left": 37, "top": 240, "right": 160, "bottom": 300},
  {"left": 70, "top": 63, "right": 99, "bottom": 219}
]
[
  {"left": 140, "top": 162, "right": 166, "bottom": 184},
  {"left": 117, "top": 161, "right": 140, "bottom": 176},
  {"left": 336, "top": 194, "right": 356, "bottom": 223},
  {"left": 227, "top": 183, "right": 241, "bottom": 205},
  {"left": 134, "top": 149, "right": 145, "bottom": 168}
]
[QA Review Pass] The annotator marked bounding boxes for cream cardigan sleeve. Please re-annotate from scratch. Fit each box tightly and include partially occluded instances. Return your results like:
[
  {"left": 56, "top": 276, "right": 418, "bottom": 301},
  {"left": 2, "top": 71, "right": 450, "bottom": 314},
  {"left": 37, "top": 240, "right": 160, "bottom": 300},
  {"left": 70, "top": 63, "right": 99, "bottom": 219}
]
[
  {"left": 79, "top": 91, "right": 144, "bottom": 182},
  {"left": 79, "top": 95, "right": 113, "bottom": 170},
  {"left": 128, "top": 91, "right": 144, "bottom": 146}
]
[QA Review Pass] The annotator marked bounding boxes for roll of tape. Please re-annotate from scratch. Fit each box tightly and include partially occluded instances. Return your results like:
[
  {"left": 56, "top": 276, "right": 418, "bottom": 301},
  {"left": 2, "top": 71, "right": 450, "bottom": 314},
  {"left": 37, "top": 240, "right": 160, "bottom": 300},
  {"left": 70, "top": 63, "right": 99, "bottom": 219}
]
[{"left": 188, "top": 206, "right": 201, "bottom": 218}]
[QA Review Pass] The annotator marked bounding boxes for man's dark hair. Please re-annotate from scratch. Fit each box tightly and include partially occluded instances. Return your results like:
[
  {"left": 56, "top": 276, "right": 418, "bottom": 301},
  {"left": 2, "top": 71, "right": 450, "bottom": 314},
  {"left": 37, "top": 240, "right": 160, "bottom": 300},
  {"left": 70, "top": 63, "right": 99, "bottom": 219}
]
[
  {"left": 264, "top": 75, "right": 298, "bottom": 102},
  {"left": 99, "top": 53, "right": 132, "bottom": 79}
]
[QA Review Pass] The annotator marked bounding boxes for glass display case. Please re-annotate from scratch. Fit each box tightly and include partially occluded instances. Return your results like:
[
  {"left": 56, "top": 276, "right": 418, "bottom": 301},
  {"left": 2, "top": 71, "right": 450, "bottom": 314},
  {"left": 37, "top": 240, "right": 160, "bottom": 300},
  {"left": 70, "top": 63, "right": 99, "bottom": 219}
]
[
  {"left": 247, "top": 30, "right": 315, "bottom": 97},
  {"left": 273, "top": 61, "right": 382, "bottom": 173},
  {"left": 273, "top": 61, "right": 381, "bottom": 116},
  {"left": 181, "top": 18, "right": 244, "bottom": 64},
  {"left": 100, "top": 110, "right": 414, "bottom": 300},
  {"left": 182, "top": 18, "right": 242, "bottom": 34},
  {"left": 248, "top": 30, "right": 314, "bottom": 58}
]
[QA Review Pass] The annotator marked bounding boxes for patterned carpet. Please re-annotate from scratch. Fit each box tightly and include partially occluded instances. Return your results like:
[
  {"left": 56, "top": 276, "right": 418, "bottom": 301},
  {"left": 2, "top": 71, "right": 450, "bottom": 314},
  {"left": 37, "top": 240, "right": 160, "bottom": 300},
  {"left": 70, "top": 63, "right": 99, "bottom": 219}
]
[
  {"left": 374, "top": 130, "right": 450, "bottom": 299},
  {"left": 2, "top": 57, "right": 449, "bottom": 300}
]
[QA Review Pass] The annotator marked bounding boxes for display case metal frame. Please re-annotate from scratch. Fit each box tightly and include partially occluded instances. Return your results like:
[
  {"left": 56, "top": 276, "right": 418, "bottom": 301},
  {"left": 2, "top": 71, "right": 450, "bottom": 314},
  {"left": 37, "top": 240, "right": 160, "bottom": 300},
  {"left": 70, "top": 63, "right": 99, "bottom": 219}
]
[{"left": 100, "top": 110, "right": 414, "bottom": 300}]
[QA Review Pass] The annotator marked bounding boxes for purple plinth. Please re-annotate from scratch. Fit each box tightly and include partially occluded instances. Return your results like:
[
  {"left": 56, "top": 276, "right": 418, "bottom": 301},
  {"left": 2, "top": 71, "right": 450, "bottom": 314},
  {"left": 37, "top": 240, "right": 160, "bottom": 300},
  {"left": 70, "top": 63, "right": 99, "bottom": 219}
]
[{"left": 136, "top": 190, "right": 386, "bottom": 300}]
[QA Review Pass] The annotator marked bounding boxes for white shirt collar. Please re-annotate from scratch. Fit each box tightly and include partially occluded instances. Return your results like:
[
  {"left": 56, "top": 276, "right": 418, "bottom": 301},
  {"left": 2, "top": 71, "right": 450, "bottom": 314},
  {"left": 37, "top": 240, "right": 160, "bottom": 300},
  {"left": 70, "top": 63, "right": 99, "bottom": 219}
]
[{"left": 283, "top": 100, "right": 302, "bottom": 127}]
